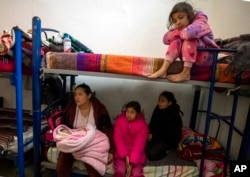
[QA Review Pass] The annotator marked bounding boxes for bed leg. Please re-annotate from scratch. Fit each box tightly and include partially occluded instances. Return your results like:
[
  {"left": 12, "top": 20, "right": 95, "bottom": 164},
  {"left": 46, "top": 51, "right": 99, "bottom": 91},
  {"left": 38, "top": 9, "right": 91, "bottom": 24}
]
[{"left": 190, "top": 86, "right": 201, "bottom": 130}]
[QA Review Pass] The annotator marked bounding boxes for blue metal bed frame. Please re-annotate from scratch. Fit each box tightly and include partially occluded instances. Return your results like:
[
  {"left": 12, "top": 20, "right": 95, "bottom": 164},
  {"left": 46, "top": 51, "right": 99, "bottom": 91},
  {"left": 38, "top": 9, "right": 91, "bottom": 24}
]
[{"left": 191, "top": 48, "right": 241, "bottom": 176}]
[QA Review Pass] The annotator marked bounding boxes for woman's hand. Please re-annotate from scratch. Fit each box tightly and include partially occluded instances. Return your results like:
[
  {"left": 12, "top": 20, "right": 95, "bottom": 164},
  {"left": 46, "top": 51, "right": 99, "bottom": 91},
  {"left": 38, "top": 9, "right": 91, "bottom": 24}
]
[
  {"left": 107, "top": 153, "right": 114, "bottom": 164},
  {"left": 147, "top": 134, "right": 152, "bottom": 141}
]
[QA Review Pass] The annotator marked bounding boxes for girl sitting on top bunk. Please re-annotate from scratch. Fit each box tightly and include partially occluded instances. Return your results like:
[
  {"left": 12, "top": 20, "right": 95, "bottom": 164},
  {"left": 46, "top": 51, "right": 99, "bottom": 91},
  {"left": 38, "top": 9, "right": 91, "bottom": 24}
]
[{"left": 148, "top": 1, "right": 219, "bottom": 82}]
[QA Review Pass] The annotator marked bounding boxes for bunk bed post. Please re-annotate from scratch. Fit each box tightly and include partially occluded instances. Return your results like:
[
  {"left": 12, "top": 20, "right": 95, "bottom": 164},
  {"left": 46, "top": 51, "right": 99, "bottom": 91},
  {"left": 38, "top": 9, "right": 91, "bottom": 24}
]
[
  {"left": 239, "top": 104, "right": 250, "bottom": 160},
  {"left": 32, "top": 16, "right": 42, "bottom": 177},
  {"left": 190, "top": 86, "right": 201, "bottom": 130},
  {"left": 223, "top": 77, "right": 240, "bottom": 175},
  {"left": 14, "top": 27, "right": 25, "bottom": 177},
  {"left": 70, "top": 75, "right": 76, "bottom": 91},
  {"left": 61, "top": 75, "right": 67, "bottom": 93}
]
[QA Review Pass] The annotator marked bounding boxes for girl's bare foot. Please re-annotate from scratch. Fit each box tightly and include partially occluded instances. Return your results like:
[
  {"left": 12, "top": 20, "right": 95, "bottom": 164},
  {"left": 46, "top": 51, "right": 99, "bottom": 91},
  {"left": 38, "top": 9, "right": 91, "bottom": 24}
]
[
  {"left": 148, "top": 72, "right": 167, "bottom": 79},
  {"left": 167, "top": 66, "right": 191, "bottom": 82},
  {"left": 147, "top": 60, "right": 170, "bottom": 79},
  {"left": 167, "top": 72, "right": 190, "bottom": 82}
]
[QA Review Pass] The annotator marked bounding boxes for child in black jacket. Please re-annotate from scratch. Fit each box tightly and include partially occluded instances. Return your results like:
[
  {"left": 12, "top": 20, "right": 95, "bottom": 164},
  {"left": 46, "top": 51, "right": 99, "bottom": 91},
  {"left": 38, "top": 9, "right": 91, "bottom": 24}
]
[{"left": 146, "top": 91, "right": 183, "bottom": 161}]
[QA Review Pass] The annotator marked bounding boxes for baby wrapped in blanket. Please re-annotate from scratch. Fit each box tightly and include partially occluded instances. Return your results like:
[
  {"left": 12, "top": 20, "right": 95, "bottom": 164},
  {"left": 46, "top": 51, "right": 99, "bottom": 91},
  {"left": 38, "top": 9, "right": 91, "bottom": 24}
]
[{"left": 53, "top": 123, "right": 110, "bottom": 176}]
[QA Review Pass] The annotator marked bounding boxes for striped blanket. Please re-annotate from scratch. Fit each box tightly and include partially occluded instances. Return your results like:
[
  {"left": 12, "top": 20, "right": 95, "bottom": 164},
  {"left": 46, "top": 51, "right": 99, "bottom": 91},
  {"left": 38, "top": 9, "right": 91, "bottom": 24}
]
[
  {"left": 46, "top": 147, "right": 199, "bottom": 177},
  {"left": 45, "top": 52, "right": 216, "bottom": 81},
  {"left": 45, "top": 52, "right": 249, "bottom": 83},
  {"left": 45, "top": 52, "right": 163, "bottom": 77}
]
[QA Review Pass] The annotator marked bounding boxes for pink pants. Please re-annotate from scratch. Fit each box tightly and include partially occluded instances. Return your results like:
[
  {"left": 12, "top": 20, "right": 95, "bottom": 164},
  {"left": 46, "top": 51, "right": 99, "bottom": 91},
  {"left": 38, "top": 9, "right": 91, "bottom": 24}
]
[
  {"left": 113, "top": 158, "right": 145, "bottom": 177},
  {"left": 166, "top": 38, "right": 213, "bottom": 68}
]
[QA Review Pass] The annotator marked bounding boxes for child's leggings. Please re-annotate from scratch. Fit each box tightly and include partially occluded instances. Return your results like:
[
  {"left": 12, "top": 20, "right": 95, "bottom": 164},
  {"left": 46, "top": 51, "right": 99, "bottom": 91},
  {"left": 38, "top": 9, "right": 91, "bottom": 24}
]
[
  {"left": 113, "top": 158, "right": 145, "bottom": 177},
  {"left": 165, "top": 38, "right": 213, "bottom": 68}
]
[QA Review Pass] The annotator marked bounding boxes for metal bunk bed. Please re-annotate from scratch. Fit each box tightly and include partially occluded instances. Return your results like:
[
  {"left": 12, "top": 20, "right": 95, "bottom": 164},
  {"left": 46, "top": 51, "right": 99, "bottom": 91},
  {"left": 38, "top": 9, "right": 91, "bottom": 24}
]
[
  {"left": 189, "top": 47, "right": 247, "bottom": 176},
  {"left": 0, "top": 29, "right": 25, "bottom": 177},
  {"left": 30, "top": 16, "right": 250, "bottom": 177},
  {"left": 1, "top": 17, "right": 45, "bottom": 177},
  {"left": 0, "top": 26, "right": 46, "bottom": 177}
]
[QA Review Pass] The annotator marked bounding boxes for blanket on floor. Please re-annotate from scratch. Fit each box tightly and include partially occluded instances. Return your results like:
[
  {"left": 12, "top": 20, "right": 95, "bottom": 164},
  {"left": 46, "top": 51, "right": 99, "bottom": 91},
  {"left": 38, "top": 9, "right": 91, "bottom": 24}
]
[{"left": 53, "top": 124, "right": 110, "bottom": 176}]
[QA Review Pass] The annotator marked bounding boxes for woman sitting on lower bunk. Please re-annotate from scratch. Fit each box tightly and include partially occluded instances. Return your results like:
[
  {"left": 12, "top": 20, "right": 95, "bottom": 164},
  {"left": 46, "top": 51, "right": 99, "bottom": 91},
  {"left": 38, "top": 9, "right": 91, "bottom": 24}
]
[{"left": 55, "top": 83, "right": 114, "bottom": 177}]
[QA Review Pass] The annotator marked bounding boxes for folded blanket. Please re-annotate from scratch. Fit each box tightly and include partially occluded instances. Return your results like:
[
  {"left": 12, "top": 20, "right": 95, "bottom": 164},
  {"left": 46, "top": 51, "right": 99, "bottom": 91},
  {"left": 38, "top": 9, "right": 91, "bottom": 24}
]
[
  {"left": 45, "top": 52, "right": 214, "bottom": 80},
  {"left": 46, "top": 52, "right": 162, "bottom": 77},
  {"left": 45, "top": 52, "right": 250, "bottom": 84},
  {"left": 177, "top": 128, "right": 225, "bottom": 161},
  {"left": 53, "top": 124, "right": 110, "bottom": 176}
]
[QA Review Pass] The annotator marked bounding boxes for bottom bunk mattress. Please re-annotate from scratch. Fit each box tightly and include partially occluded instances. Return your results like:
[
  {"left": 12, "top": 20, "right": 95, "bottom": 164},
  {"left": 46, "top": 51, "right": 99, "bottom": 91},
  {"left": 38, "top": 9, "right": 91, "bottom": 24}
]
[
  {"left": 45, "top": 52, "right": 250, "bottom": 84},
  {"left": 44, "top": 147, "right": 199, "bottom": 177},
  {"left": 0, "top": 108, "right": 47, "bottom": 154}
]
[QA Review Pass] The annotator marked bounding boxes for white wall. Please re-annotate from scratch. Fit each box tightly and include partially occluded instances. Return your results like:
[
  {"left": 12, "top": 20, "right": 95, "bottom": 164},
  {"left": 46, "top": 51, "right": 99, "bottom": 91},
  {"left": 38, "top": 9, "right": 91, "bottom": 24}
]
[{"left": 0, "top": 0, "right": 250, "bottom": 160}]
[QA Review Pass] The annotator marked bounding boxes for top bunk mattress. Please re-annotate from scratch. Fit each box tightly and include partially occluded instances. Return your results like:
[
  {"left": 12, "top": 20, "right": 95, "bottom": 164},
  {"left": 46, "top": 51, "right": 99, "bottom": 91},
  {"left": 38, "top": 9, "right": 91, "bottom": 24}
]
[{"left": 45, "top": 52, "right": 250, "bottom": 85}]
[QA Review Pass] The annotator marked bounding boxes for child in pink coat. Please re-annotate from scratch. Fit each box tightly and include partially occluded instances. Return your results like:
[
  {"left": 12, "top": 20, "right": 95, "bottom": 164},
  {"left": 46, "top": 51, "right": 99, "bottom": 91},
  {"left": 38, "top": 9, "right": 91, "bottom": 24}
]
[
  {"left": 148, "top": 1, "right": 219, "bottom": 82},
  {"left": 113, "top": 101, "right": 148, "bottom": 177}
]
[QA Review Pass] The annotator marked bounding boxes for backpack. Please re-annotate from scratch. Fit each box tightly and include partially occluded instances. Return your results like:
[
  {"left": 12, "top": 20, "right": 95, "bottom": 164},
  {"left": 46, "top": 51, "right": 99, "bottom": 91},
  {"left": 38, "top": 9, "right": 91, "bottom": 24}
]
[
  {"left": 42, "top": 93, "right": 73, "bottom": 159},
  {"left": 41, "top": 75, "right": 63, "bottom": 106}
]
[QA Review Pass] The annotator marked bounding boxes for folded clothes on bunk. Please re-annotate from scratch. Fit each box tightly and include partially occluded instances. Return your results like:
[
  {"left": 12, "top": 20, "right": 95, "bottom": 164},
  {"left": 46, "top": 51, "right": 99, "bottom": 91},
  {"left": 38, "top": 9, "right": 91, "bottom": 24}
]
[{"left": 217, "top": 34, "right": 250, "bottom": 79}]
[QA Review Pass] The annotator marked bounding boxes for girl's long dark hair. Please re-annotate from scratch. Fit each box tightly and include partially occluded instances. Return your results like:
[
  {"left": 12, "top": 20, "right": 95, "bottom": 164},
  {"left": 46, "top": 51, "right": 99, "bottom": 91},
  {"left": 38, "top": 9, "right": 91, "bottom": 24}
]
[
  {"left": 167, "top": 2, "right": 196, "bottom": 29},
  {"left": 160, "top": 91, "right": 184, "bottom": 116}
]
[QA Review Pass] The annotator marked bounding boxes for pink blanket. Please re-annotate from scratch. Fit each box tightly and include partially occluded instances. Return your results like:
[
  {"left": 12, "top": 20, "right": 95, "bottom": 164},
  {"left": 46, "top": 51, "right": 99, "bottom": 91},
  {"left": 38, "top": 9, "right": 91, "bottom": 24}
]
[
  {"left": 195, "top": 159, "right": 227, "bottom": 177},
  {"left": 53, "top": 124, "right": 110, "bottom": 175}
]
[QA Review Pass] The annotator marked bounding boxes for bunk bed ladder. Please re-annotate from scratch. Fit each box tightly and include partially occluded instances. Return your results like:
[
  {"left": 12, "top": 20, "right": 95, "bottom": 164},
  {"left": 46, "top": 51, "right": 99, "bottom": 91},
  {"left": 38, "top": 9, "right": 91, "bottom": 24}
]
[{"left": 197, "top": 48, "right": 240, "bottom": 177}]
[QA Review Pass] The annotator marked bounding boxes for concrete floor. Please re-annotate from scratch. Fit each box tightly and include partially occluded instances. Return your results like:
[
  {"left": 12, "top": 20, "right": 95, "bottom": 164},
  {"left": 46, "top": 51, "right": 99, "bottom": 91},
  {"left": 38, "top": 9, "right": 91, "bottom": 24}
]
[
  {"left": 0, "top": 151, "right": 50, "bottom": 177},
  {"left": 0, "top": 158, "right": 33, "bottom": 177}
]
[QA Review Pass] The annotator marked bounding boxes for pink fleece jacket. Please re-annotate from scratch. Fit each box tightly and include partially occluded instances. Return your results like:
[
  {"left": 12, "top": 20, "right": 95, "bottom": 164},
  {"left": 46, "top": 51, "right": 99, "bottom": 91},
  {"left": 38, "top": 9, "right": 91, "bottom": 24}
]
[{"left": 114, "top": 111, "right": 148, "bottom": 165}]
